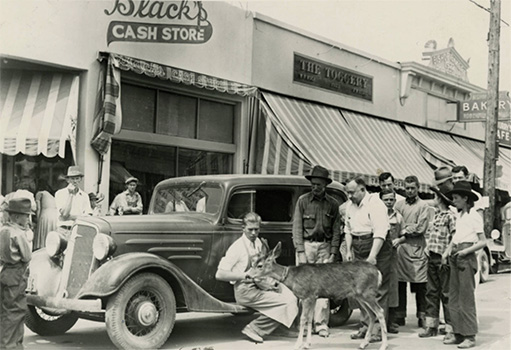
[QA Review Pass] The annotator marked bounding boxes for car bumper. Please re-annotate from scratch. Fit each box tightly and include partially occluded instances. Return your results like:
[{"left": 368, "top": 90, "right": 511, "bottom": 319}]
[{"left": 27, "top": 294, "right": 103, "bottom": 312}]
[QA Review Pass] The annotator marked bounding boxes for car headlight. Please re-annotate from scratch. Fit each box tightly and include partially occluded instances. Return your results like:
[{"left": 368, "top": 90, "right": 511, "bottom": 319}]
[
  {"left": 45, "top": 230, "right": 68, "bottom": 257},
  {"left": 491, "top": 229, "right": 501, "bottom": 240},
  {"left": 93, "top": 234, "right": 116, "bottom": 261}
]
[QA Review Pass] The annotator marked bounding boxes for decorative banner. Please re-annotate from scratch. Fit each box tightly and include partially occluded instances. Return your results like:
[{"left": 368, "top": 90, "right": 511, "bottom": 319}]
[
  {"left": 105, "top": 0, "right": 212, "bottom": 46},
  {"left": 458, "top": 91, "right": 510, "bottom": 122}
]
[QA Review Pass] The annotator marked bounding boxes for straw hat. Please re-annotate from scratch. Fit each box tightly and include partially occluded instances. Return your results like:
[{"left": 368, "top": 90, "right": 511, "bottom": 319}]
[
  {"left": 305, "top": 165, "right": 332, "bottom": 184},
  {"left": 432, "top": 167, "right": 452, "bottom": 187},
  {"left": 65, "top": 166, "right": 84, "bottom": 178}
]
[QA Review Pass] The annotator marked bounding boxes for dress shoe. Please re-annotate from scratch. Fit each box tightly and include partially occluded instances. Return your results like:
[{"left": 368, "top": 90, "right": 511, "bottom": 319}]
[
  {"left": 443, "top": 333, "right": 463, "bottom": 345},
  {"left": 350, "top": 329, "right": 367, "bottom": 340},
  {"left": 318, "top": 329, "right": 329, "bottom": 338},
  {"left": 369, "top": 334, "right": 382, "bottom": 343},
  {"left": 271, "top": 326, "right": 300, "bottom": 338},
  {"left": 388, "top": 323, "right": 399, "bottom": 334},
  {"left": 394, "top": 317, "right": 406, "bottom": 326},
  {"left": 241, "top": 325, "right": 263, "bottom": 343},
  {"left": 418, "top": 327, "right": 438, "bottom": 338},
  {"left": 443, "top": 333, "right": 456, "bottom": 343},
  {"left": 457, "top": 338, "right": 476, "bottom": 349}
]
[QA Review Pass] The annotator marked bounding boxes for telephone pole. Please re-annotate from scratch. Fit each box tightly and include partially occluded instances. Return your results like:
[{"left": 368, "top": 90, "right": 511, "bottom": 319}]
[{"left": 483, "top": 0, "right": 501, "bottom": 236}]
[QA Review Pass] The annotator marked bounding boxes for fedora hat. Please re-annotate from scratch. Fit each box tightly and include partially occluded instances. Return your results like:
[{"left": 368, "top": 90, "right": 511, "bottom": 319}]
[
  {"left": 125, "top": 177, "right": 138, "bottom": 185},
  {"left": 430, "top": 185, "right": 454, "bottom": 207},
  {"left": 5, "top": 197, "right": 32, "bottom": 215},
  {"left": 432, "top": 167, "right": 452, "bottom": 187},
  {"left": 446, "top": 181, "right": 478, "bottom": 202},
  {"left": 305, "top": 165, "right": 332, "bottom": 184},
  {"left": 65, "top": 165, "right": 84, "bottom": 178}
]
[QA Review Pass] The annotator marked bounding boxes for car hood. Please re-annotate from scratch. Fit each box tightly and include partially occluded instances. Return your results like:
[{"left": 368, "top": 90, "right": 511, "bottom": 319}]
[{"left": 75, "top": 213, "right": 218, "bottom": 235}]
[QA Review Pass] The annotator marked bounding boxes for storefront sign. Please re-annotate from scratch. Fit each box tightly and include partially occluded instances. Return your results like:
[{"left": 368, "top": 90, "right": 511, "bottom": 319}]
[
  {"left": 293, "top": 53, "right": 373, "bottom": 101},
  {"left": 498, "top": 121, "right": 511, "bottom": 146},
  {"left": 458, "top": 91, "right": 510, "bottom": 122},
  {"left": 105, "top": 0, "right": 212, "bottom": 45}
]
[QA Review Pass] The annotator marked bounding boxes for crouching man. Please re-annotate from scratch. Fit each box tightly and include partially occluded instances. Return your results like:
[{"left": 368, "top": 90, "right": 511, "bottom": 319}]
[{"left": 216, "top": 212, "right": 298, "bottom": 343}]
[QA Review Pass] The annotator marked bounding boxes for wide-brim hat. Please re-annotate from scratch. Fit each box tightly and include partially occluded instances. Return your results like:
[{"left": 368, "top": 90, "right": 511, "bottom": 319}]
[
  {"left": 305, "top": 165, "right": 332, "bottom": 184},
  {"left": 446, "top": 181, "right": 478, "bottom": 202},
  {"left": 125, "top": 177, "right": 139, "bottom": 185},
  {"left": 430, "top": 186, "right": 454, "bottom": 207},
  {"left": 65, "top": 165, "right": 84, "bottom": 178},
  {"left": 5, "top": 197, "right": 32, "bottom": 215},
  {"left": 432, "top": 167, "right": 452, "bottom": 187}
]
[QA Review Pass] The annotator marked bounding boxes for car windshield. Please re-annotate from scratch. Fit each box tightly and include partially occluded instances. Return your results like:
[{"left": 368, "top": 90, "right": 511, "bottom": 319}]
[{"left": 152, "top": 182, "right": 223, "bottom": 215}]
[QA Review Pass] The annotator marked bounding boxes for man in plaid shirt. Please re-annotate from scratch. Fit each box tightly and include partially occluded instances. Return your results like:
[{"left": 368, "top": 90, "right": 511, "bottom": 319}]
[{"left": 419, "top": 186, "right": 456, "bottom": 343}]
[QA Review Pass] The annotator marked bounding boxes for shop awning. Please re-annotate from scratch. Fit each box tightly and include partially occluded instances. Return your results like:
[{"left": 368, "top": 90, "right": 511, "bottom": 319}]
[
  {"left": 404, "top": 125, "right": 484, "bottom": 179},
  {"left": 258, "top": 91, "right": 433, "bottom": 191},
  {"left": 341, "top": 110, "right": 434, "bottom": 189},
  {"left": 0, "top": 70, "right": 78, "bottom": 158}
]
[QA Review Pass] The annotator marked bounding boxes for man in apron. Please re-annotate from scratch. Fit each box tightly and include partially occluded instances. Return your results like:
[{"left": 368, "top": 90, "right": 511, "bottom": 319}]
[{"left": 216, "top": 212, "right": 298, "bottom": 343}]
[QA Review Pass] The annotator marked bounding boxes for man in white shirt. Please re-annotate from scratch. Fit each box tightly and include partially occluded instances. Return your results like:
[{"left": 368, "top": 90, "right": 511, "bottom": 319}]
[
  {"left": 216, "top": 212, "right": 298, "bottom": 344},
  {"left": 345, "top": 177, "right": 391, "bottom": 342},
  {"left": 55, "top": 166, "right": 92, "bottom": 228}
]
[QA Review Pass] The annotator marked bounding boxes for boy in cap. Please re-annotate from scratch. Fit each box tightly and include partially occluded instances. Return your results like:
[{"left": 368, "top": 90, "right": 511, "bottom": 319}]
[
  {"left": 0, "top": 198, "right": 33, "bottom": 349},
  {"left": 292, "top": 165, "right": 341, "bottom": 337},
  {"left": 109, "top": 177, "right": 143, "bottom": 215},
  {"left": 55, "top": 166, "right": 92, "bottom": 227}
]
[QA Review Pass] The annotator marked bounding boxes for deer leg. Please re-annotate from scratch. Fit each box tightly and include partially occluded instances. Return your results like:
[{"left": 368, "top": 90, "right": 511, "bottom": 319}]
[
  {"left": 304, "top": 298, "right": 315, "bottom": 349},
  {"left": 294, "top": 300, "right": 308, "bottom": 350},
  {"left": 363, "top": 300, "right": 388, "bottom": 350},
  {"left": 357, "top": 301, "right": 373, "bottom": 349}
]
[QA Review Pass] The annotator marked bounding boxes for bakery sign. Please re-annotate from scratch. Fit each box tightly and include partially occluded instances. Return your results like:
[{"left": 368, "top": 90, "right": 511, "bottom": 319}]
[{"left": 105, "top": 0, "right": 213, "bottom": 45}]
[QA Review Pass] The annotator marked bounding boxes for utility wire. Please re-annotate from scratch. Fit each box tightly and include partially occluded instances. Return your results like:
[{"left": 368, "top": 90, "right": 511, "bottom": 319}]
[{"left": 468, "top": 0, "right": 509, "bottom": 26}]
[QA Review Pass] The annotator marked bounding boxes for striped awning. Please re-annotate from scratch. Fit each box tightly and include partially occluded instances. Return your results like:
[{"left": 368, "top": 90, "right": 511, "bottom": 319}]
[
  {"left": 405, "top": 125, "right": 484, "bottom": 179},
  {"left": 341, "top": 110, "right": 434, "bottom": 189},
  {"left": 0, "top": 69, "right": 78, "bottom": 158},
  {"left": 258, "top": 92, "right": 433, "bottom": 191}
]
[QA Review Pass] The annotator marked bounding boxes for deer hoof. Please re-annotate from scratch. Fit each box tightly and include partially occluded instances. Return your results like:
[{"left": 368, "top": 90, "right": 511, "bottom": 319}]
[{"left": 359, "top": 341, "right": 369, "bottom": 349}]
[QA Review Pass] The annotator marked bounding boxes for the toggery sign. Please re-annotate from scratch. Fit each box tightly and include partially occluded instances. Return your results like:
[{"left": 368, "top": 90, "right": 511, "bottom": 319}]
[
  {"left": 293, "top": 53, "right": 373, "bottom": 101},
  {"left": 105, "top": 0, "right": 212, "bottom": 45}
]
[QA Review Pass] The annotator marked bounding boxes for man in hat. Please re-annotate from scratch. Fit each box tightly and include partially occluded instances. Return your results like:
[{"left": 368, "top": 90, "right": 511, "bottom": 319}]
[
  {"left": 432, "top": 167, "right": 454, "bottom": 194},
  {"left": 292, "top": 165, "right": 341, "bottom": 338},
  {"left": 0, "top": 198, "right": 33, "bottom": 349},
  {"left": 55, "top": 166, "right": 92, "bottom": 227},
  {"left": 109, "top": 177, "right": 143, "bottom": 216}
]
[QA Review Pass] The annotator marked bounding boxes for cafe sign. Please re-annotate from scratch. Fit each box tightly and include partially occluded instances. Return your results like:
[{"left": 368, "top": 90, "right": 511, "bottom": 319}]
[
  {"left": 105, "top": 0, "right": 213, "bottom": 45},
  {"left": 293, "top": 53, "right": 373, "bottom": 101}
]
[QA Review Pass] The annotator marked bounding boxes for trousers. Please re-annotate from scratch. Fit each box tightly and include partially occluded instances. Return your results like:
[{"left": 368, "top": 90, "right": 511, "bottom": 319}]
[
  {"left": 0, "top": 264, "right": 28, "bottom": 349},
  {"left": 424, "top": 252, "right": 451, "bottom": 328}
]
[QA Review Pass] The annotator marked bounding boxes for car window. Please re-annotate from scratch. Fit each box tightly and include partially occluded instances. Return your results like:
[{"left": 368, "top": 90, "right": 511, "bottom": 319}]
[
  {"left": 227, "top": 188, "right": 293, "bottom": 222},
  {"left": 152, "top": 182, "right": 223, "bottom": 214}
]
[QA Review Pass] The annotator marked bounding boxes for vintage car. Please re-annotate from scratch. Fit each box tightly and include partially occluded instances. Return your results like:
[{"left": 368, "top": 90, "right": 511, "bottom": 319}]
[{"left": 25, "top": 175, "right": 349, "bottom": 349}]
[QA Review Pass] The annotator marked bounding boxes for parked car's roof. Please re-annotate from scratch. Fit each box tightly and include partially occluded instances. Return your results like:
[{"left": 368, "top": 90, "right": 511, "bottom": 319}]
[{"left": 156, "top": 174, "right": 345, "bottom": 190}]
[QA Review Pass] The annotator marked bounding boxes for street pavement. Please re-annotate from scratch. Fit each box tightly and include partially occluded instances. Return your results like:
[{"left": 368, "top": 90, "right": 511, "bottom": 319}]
[{"left": 24, "top": 273, "right": 510, "bottom": 350}]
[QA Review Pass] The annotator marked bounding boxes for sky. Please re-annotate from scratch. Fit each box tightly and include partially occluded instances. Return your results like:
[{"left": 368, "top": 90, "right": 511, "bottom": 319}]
[{"left": 231, "top": 0, "right": 510, "bottom": 92}]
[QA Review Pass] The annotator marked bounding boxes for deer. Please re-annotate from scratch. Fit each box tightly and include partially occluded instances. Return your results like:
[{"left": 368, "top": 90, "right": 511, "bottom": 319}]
[{"left": 252, "top": 242, "right": 387, "bottom": 350}]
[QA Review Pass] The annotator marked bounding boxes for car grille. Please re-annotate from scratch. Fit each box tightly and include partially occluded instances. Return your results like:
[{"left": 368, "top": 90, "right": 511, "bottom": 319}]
[{"left": 66, "top": 225, "right": 97, "bottom": 298}]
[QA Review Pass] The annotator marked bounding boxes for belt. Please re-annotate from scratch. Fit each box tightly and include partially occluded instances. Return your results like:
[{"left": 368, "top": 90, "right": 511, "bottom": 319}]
[
  {"left": 351, "top": 233, "right": 373, "bottom": 240},
  {"left": 305, "top": 236, "right": 330, "bottom": 243}
]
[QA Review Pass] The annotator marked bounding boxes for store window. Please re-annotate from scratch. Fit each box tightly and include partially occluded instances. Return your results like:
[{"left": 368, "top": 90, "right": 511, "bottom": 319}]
[
  {"left": 121, "top": 83, "right": 235, "bottom": 144},
  {"left": 110, "top": 140, "right": 232, "bottom": 214}
]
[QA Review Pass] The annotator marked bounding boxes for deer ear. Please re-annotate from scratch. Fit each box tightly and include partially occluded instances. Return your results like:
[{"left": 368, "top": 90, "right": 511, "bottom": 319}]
[{"left": 272, "top": 241, "right": 282, "bottom": 258}]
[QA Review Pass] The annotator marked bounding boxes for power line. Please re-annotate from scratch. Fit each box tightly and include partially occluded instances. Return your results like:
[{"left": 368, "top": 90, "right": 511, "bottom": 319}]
[{"left": 468, "top": 0, "right": 509, "bottom": 26}]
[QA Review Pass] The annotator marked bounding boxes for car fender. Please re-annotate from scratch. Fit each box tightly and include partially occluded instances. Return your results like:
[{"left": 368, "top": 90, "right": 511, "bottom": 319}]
[
  {"left": 76, "top": 252, "right": 246, "bottom": 313},
  {"left": 27, "top": 248, "right": 62, "bottom": 298}
]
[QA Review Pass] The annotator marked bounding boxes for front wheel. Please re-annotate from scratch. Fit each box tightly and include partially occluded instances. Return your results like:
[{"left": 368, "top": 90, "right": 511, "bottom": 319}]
[
  {"left": 25, "top": 305, "right": 78, "bottom": 336},
  {"left": 105, "top": 273, "right": 176, "bottom": 350},
  {"left": 328, "top": 298, "right": 352, "bottom": 327}
]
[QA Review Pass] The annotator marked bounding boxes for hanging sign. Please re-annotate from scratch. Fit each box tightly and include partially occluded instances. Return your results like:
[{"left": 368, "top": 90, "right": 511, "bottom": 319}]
[
  {"left": 105, "top": 0, "right": 213, "bottom": 45},
  {"left": 458, "top": 91, "right": 510, "bottom": 122}
]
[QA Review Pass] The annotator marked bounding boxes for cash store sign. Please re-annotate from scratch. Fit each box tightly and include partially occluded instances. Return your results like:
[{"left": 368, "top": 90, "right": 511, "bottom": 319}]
[{"left": 105, "top": 0, "right": 213, "bottom": 45}]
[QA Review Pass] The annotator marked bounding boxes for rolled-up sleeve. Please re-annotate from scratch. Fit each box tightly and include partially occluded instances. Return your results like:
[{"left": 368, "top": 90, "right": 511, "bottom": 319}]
[
  {"left": 369, "top": 197, "right": 389, "bottom": 240},
  {"left": 292, "top": 197, "right": 305, "bottom": 253}
]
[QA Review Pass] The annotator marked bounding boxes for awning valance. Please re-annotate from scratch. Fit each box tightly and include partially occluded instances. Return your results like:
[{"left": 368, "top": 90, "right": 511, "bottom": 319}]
[
  {"left": 101, "top": 52, "right": 257, "bottom": 97},
  {"left": 0, "top": 69, "right": 78, "bottom": 158},
  {"left": 257, "top": 91, "right": 434, "bottom": 192}
]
